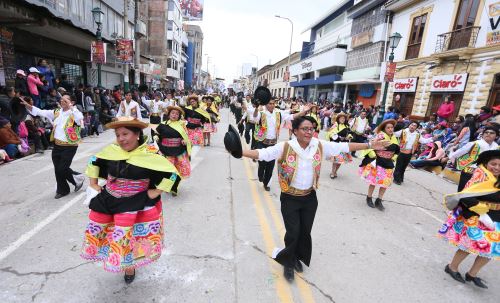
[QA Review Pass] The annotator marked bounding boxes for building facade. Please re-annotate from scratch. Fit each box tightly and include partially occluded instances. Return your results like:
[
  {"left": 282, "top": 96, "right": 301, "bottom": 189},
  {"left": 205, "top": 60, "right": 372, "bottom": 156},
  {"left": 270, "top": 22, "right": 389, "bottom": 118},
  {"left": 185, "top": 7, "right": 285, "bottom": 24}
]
[
  {"left": 267, "top": 52, "right": 301, "bottom": 98},
  {"left": 289, "top": 0, "right": 354, "bottom": 102},
  {"left": 0, "top": 0, "right": 136, "bottom": 89},
  {"left": 185, "top": 24, "right": 204, "bottom": 90},
  {"left": 385, "top": 0, "right": 500, "bottom": 120}
]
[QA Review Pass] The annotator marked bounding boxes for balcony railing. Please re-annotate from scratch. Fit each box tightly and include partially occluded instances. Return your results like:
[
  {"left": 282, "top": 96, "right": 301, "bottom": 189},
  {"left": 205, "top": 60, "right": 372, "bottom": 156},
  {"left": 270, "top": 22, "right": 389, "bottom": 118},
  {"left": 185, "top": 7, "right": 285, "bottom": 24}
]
[{"left": 435, "top": 26, "right": 480, "bottom": 53}]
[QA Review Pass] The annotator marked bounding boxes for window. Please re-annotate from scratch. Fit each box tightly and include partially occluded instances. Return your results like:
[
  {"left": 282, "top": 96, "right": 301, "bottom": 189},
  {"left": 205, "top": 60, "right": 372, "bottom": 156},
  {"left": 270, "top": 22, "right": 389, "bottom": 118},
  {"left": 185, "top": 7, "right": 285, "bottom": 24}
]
[
  {"left": 448, "top": 0, "right": 481, "bottom": 49},
  {"left": 406, "top": 13, "right": 427, "bottom": 60}
]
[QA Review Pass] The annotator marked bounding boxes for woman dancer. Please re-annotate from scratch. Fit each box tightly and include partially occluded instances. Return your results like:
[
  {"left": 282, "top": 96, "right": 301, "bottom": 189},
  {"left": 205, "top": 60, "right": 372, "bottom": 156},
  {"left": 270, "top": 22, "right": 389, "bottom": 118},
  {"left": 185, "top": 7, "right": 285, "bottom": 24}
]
[
  {"left": 81, "top": 117, "right": 181, "bottom": 283},
  {"left": 202, "top": 95, "right": 219, "bottom": 146},
  {"left": 327, "top": 113, "right": 353, "bottom": 179},
  {"left": 307, "top": 105, "right": 321, "bottom": 138},
  {"left": 439, "top": 150, "right": 500, "bottom": 289},
  {"left": 184, "top": 95, "right": 210, "bottom": 146},
  {"left": 359, "top": 119, "right": 400, "bottom": 211}
]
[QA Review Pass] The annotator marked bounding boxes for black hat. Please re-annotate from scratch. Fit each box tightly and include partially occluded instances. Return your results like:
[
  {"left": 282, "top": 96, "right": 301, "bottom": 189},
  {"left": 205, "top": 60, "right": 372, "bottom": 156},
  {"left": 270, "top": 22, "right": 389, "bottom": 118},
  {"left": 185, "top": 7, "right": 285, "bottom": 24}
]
[
  {"left": 224, "top": 125, "right": 242, "bottom": 158},
  {"left": 475, "top": 150, "right": 500, "bottom": 166},
  {"left": 253, "top": 86, "right": 271, "bottom": 105}
]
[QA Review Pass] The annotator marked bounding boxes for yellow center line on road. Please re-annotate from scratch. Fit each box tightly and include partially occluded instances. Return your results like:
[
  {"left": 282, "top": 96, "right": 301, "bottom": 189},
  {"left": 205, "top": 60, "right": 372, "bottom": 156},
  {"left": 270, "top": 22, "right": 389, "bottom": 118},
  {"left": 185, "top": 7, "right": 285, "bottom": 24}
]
[{"left": 242, "top": 157, "right": 294, "bottom": 303}]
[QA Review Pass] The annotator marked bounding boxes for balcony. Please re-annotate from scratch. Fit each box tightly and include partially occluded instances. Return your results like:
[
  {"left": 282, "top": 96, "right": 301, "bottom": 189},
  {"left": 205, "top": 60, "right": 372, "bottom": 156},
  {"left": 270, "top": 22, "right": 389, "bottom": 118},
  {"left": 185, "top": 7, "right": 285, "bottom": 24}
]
[
  {"left": 434, "top": 26, "right": 480, "bottom": 60},
  {"left": 290, "top": 44, "right": 347, "bottom": 77}
]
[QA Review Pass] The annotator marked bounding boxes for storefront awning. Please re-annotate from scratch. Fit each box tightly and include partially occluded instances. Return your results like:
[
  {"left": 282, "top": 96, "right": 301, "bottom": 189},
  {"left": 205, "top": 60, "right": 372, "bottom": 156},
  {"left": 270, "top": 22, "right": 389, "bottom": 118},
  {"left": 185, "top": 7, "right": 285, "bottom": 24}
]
[
  {"left": 334, "top": 79, "right": 381, "bottom": 85},
  {"left": 290, "top": 74, "right": 341, "bottom": 87}
]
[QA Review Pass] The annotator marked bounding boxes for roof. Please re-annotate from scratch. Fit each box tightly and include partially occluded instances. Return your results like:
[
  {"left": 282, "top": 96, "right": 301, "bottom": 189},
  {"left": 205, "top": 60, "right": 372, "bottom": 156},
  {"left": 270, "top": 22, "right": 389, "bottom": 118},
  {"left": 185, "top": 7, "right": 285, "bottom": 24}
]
[{"left": 301, "top": 0, "right": 352, "bottom": 33}]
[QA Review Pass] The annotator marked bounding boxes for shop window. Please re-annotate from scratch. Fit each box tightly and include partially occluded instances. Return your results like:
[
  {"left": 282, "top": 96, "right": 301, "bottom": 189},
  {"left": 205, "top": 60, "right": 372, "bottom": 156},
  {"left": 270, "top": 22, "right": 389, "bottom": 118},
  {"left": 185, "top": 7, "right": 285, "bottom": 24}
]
[
  {"left": 406, "top": 14, "right": 427, "bottom": 60},
  {"left": 60, "top": 63, "right": 83, "bottom": 87}
]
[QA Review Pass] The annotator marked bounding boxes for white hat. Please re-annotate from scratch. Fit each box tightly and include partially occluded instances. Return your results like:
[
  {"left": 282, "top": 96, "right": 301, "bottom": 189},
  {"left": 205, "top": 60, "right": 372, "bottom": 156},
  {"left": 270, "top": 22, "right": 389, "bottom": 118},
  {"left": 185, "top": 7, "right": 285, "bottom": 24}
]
[
  {"left": 16, "top": 69, "right": 26, "bottom": 77},
  {"left": 29, "top": 67, "right": 40, "bottom": 73}
]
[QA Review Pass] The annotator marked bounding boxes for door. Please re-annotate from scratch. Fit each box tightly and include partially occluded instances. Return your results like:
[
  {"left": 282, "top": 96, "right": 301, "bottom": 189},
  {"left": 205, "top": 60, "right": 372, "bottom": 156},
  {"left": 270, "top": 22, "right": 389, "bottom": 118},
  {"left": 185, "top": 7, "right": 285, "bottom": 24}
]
[
  {"left": 488, "top": 73, "right": 500, "bottom": 108},
  {"left": 449, "top": 0, "right": 480, "bottom": 49},
  {"left": 395, "top": 93, "right": 415, "bottom": 116},
  {"left": 426, "top": 93, "right": 463, "bottom": 121}
]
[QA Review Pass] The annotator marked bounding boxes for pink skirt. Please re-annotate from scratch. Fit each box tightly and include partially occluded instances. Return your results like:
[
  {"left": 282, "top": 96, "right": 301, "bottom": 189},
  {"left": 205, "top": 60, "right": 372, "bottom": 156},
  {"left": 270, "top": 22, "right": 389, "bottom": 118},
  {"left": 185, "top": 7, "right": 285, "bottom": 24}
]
[
  {"left": 203, "top": 122, "right": 217, "bottom": 133},
  {"left": 166, "top": 152, "right": 191, "bottom": 179},
  {"left": 187, "top": 128, "right": 204, "bottom": 145},
  {"left": 331, "top": 152, "right": 352, "bottom": 164},
  {"left": 358, "top": 163, "right": 393, "bottom": 188}
]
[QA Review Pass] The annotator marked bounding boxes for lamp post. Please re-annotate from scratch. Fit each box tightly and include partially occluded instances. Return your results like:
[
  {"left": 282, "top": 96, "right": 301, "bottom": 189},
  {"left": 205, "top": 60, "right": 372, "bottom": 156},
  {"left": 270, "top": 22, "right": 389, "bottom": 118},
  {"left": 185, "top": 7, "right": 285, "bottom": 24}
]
[
  {"left": 92, "top": 7, "right": 104, "bottom": 88},
  {"left": 377, "top": 32, "right": 402, "bottom": 125},
  {"left": 275, "top": 15, "right": 293, "bottom": 99}
]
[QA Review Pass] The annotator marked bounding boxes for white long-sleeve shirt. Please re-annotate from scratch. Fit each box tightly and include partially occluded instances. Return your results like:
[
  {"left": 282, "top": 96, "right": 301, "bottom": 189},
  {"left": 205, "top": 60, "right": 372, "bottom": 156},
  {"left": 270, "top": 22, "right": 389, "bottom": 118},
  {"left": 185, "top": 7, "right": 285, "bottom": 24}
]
[
  {"left": 241, "top": 104, "right": 258, "bottom": 123},
  {"left": 258, "top": 138, "right": 350, "bottom": 190},
  {"left": 29, "top": 106, "right": 83, "bottom": 143},
  {"left": 116, "top": 100, "right": 142, "bottom": 119},
  {"left": 394, "top": 129, "right": 433, "bottom": 150},
  {"left": 449, "top": 139, "right": 498, "bottom": 162},
  {"left": 255, "top": 109, "right": 294, "bottom": 140},
  {"left": 143, "top": 99, "right": 167, "bottom": 115}
]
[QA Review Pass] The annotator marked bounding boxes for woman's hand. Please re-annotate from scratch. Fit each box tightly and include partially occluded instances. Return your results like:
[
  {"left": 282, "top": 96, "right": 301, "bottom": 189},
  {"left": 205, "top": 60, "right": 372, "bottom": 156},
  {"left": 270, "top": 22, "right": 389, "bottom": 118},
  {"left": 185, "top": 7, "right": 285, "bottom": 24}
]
[
  {"left": 147, "top": 189, "right": 162, "bottom": 199},
  {"left": 89, "top": 183, "right": 102, "bottom": 192}
]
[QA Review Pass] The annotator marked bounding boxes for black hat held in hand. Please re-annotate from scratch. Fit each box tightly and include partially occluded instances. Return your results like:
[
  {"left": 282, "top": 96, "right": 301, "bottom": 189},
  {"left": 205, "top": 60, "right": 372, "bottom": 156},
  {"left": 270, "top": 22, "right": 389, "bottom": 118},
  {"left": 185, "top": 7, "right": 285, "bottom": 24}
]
[
  {"left": 253, "top": 86, "right": 271, "bottom": 106},
  {"left": 224, "top": 125, "right": 243, "bottom": 158}
]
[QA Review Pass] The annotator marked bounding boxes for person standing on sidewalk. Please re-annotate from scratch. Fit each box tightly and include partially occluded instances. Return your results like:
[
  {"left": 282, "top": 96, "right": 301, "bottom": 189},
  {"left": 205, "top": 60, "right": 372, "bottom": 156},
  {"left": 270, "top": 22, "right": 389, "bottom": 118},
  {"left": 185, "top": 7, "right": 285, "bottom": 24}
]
[
  {"left": 27, "top": 67, "right": 43, "bottom": 108},
  {"left": 437, "top": 95, "right": 455, "bottom": 122},
  {"left": 225, "top": 116, "right": 389, "bottom": 282},
  {"left": 21, "top": 94, "right": 84, "bottom": 199},
  {"left": 393, "top": 121, "right": 433, "bottom": 184}
]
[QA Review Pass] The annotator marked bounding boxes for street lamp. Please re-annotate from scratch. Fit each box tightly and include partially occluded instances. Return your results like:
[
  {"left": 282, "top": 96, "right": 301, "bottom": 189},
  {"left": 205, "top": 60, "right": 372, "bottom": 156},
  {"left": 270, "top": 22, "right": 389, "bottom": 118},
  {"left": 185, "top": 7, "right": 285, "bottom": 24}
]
[
  {"left": 92, "top": 7, "right": 104, "bottom": 88},
  {"left": 275, "top": 15, "right": 293, "bottom": 99},
  {"left": 377, "top": 32, "right": 402, "bottom": 125}
]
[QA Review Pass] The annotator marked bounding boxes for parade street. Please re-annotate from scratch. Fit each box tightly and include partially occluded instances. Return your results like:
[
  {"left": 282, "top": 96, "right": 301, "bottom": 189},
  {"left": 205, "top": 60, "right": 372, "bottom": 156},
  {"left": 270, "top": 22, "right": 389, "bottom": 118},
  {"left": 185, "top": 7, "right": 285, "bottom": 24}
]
[{"left": 0, "top": 109, "right": 498, "bottom": 303}]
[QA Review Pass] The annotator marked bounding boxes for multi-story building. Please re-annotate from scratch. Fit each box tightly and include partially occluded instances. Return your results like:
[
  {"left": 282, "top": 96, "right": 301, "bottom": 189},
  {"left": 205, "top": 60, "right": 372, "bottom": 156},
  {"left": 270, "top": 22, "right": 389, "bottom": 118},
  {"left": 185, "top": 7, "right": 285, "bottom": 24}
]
[
  {"left": 0, "top": 0, "right": 136, "bottom": 89},
  {"left": 385, "top": 0, "right": 500, "bottom": 119},
  {"left": 267, "top": 52, "right": 301, "bottom": 98},
  {"left": 336, "top": 0, "right": 391, "bottom": 107},
  {"left": 185, "top": 24, "right": 204, "bottom": 90},
  {"left": 166, "top": 0, "right": 183, "bottom": 89},
  {"left": 290, "top": 0, "right": 354, "bottom": 102},
  {"left": 257, "top": 65, "right": 274, "bottom": 88}
]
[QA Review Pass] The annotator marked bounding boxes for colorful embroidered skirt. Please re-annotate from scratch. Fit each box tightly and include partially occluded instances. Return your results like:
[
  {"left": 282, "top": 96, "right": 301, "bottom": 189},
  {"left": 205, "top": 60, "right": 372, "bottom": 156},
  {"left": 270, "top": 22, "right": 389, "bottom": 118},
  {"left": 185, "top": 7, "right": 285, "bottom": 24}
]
[
  {"left": 166, "top": 152, "right": 191, "bottom": 179},
  {"left": 203, "top": 122, "right": 217, "bottom": 133},
  {"left": 331, "top": 152, "right": 353, "bottom": 164},
  {"left": 358, "top": 163, "right": 393, "bottom": 188},
  {"left": 438, "top": 207, "right": 500, "bottom": 260},
  {"left": 187, "top": 127, "right": 204, "bottom": 145},
  {"left": 81, "top": 201, "right": 164, "bottom": 272}
]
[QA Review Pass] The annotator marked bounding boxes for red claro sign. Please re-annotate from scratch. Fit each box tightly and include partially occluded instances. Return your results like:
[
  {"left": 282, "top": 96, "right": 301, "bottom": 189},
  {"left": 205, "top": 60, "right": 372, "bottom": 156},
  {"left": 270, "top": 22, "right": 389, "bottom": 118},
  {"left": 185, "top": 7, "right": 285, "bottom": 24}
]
[
  {"left": 430, "top": 73, "right": 468, "bottom": 92},
  {"left": 393, "top": 77, "right": 418, "bottom": 92}
]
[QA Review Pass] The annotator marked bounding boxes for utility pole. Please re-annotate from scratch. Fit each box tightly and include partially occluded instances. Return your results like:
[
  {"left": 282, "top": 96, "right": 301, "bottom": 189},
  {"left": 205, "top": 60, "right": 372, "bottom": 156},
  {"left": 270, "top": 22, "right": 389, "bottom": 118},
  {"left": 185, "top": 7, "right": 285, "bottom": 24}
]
[
  {"left": 123, "top": 0, "right": 130, "bottom": 91},
  {"left": 134, "top": 0, "right": 140, "bottom": 86}
]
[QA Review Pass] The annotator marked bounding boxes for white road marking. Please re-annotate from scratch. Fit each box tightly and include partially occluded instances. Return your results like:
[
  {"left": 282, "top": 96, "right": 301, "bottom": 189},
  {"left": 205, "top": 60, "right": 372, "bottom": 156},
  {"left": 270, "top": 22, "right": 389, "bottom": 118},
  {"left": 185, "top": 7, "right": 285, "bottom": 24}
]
[
  {"left": 404, "top": 198, "right": 443, "bottom": 223},
  {"left": 0, "top": 192, "right": 85, "bottom": 263}
]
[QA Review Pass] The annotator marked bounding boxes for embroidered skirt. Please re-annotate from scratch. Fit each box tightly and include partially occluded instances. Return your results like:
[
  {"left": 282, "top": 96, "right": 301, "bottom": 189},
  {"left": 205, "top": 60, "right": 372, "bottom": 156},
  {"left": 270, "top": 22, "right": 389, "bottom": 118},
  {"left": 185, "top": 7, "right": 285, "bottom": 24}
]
[
  {"left": 358, "top": 163, "right": 393, "bottom": 188},
  {"left": 187, "top": 128, "right": 204, "bottom": 145},
  {"left": 203, "top": 122, "right": 217, "bottom": 133},
  {"left": 330, "top": 152, "right": 353, "bottom": 164},
  {"left": 438, "top": 207, "right": 500, "bottom": 260},
  {"left": 166, "top": 152, "right": 191, "bottom": 179},
  {"left": 81, "top": 201, "right": 164, "bottom": 272}
]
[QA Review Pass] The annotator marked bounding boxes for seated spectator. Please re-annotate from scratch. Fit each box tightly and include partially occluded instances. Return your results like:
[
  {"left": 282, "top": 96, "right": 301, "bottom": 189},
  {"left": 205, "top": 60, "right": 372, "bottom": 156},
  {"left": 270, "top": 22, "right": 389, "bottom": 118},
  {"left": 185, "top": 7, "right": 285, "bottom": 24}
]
[
  {"left": 45, "top": 88, "right": 59, "bottom": 109},
  {"left": 33, "top": 116, "right": 52, "bottom": 150},
  {"left": 0, "top": 116, "right": 20, "bottom": 159},
  {"left": 478, "top": 106, "right": 492, "bottom": 123},
  {"left": 23, "top": 96, "right": 45, "bottom": 154},
  {"left": 433, "top": 121, "right": 449, "bottom": 143},
  {"left": 422, "top": 113, "right": 438, "bottom": 130},
  {"left": 488, "top": 105, "right": 500, "bottom": 124},
  {"left": 14, "top": 70, "right": 28, "bottom": 96},
  {"left": 410, "top": 142, "right": 445, "bottom": 168}
]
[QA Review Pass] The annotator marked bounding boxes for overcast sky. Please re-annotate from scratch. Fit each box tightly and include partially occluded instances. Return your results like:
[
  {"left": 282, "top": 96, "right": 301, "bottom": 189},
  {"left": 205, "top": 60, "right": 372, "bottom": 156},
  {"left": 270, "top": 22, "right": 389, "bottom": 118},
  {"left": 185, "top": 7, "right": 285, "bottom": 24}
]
[{"left": 186, "top": 0, "right": 343, "bottom": 83}]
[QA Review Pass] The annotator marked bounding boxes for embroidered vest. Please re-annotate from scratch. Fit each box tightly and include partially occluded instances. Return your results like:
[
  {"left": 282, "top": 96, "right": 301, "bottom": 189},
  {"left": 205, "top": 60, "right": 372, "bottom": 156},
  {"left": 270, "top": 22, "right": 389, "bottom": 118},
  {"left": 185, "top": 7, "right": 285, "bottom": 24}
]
[
  {"left": 277, "top": 142, "right": 323, "bottom": 193},
  {"left": 351, "top": 117, "right": 367, "bottom": 134},
  {"left": 50, "top": 109, "right": 81, "bottom": 144},
  {"left": 399, "top": 129, "right": 420, "bottom": 151},
  {"left": 456, "top": 143, "right": 481, "bottom": 172},
  {"left": 254, "top": 111, "right": 281, "bottom": 142}
]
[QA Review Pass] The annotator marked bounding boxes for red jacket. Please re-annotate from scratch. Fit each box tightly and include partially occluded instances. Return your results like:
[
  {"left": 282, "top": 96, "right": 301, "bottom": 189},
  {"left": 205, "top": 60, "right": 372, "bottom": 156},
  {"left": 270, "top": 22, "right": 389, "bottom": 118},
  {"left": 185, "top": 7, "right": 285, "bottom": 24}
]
[{"left": 437, "top": 101, "right": 455, "bottom": 119}]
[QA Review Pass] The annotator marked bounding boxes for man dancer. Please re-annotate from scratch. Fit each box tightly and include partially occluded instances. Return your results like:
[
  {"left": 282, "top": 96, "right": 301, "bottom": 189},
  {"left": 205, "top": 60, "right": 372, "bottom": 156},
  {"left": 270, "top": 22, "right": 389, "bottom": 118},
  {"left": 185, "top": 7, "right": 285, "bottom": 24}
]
[
  {"left": 116, "top": 91, "right": 142, "bottom": 119},
  {"left": 253, "top": 99, "right": 310, "bottom": 191},
  {"left": 349, "top": 109, "right": 370, "bottom": 156},
  {"left": 22, "top": 95, "right": 84, "bottom": 199},
  {"left": 241, "top": 95, "right": 258, "bottom": 149},
  {"left": 393, "top": 121, "right": 434, "bottom": 184}
]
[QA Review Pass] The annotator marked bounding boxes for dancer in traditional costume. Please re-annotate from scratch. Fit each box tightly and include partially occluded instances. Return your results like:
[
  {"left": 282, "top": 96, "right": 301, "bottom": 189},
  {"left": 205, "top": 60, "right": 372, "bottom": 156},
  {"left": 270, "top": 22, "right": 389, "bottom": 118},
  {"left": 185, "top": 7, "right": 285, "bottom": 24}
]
[
  {"left": 439, "top": 150, "right": 500, "bottom": 289},
  {"left": 183, "top": 95, "right": 210, "bottom": 146},
  {"left": 202, "top": 96, "right": 219, "bottom": 146},
  {"left": 224, "top": 116, "right": 389, "bottom": 282},
  {"left": 284, "top": 102, "right": 299, "bottom": 140},
  {"left": 359, "top": 119, "right": 400, "bottom": 211},
  {"left": 116, "top": 91, "right": 142, "bottom": 119},
  {"left": 240, "top": 97, "right": 259, "bottom": 149},
  {"left": 81, "top": 117, "right": 180, "bottom": 283},
  {"left": 143, "top": 92, "right": 167, "bottom": 125},
  {"left": 307, "top": 105, "right": 321, "bottom": 138},
  {"left": 327, "top": 113, "right": 353, "bottom": 179},
  {"left": 349, "top": 109, "right": 370, "bottom": 157},
  {"left": 21, "top": 95, "right": 85, "bottom": 199},
  {"left": 449, "top": 126, "right": 499, "bottom": 191},
  {"left": 155, "top": 106, "right": 191, "bottom": 191}
]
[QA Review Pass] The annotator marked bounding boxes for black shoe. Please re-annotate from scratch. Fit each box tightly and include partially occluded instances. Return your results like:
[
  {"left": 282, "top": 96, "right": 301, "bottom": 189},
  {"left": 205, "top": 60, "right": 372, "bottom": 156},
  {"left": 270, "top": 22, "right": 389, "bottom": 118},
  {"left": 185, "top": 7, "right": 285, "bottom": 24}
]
[
  {"left": 124, "top": 269, "right": 136, "bottom": 284},
  {"left": 394, "top": 180, "right": 402, "bottom": 185},
  {"left": 35, "top": 149, "right": 44, "bottom": 154},
  {"left": 366, "top": 196, "right": 375, "bottom": 208},
  {"left": 74, "top": 177, "right": 84, "bottom": 192},
  {"left": 54, "top": 192, "right": 69, "bottom": 199},
  {"left": 284, "top": 267, "right": 294, "bottom": 282},
  {"left": 172, "top": 192, "right": 177, "bottom": 197},
  {"left": 465, "top": 272, "right": 488, "bottom": 288},
  {"left": 294, "top": 259, "right": 303, "bottom": 273},
  {"left": 444, "top": 265, "right": 465, "bottom": 283},
  {"left": 264, "top": 185, "right": 270, "bottom": 191},
  {"left": 375, "top": 198, "right": 385, "bottom": 211}
]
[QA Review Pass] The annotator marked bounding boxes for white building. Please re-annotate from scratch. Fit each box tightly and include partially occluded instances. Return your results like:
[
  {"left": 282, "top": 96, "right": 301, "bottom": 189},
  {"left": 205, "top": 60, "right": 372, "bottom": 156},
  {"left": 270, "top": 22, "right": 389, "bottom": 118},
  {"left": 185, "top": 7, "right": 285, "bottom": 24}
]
[
  {"left": 385, "top": 0, "right": 500, "bottom": 118},
  {"left": 166, "top": 0, "right": 184, "bottom": 89}
]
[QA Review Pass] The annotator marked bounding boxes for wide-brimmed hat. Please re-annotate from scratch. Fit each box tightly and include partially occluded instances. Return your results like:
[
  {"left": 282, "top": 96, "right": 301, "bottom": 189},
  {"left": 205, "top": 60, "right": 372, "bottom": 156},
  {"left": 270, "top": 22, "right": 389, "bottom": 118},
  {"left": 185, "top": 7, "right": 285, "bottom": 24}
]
[
  {"left": 224, "top": 125, "right": 242, "bottom": 158},
  {"left": 253, "top": 86, "right": 271, "bottom": 105},
  {"left": 475, "top": 150, "right": 500, "bottom": 166},
  {"left": 188, "top": 95, "right": 199, "bottom": 102},
  {"left": 16, "top": 69, "right": 26, "bottom": 77},
  {"left": 29, "top": 67, "right": 40, "bottom": 74},
  {"left": 167, "top": 105, "right": 185, "bottom": 116},
  {"left": 335, "top": 112, "right": 348, "bottom": 123},
  {"left": 204, "top": 95, "right": 214, "bottom": 101},
  {"left": 105, "top": 117, "right": 149, "bottom": 129},
  {"left": 375, "top": 119, "right": 397, "bottom": 133}
]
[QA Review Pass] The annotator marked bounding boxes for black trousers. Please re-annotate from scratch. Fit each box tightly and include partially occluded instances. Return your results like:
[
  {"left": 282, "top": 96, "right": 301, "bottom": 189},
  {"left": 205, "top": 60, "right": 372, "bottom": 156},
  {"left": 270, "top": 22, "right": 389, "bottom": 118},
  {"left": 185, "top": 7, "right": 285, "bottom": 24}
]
[
  {"left": 275, "top": 191, "right": 318, "bottom": 268},
  {"left": 52, "top": 144, "right": 78, "bottom": 195},
  {"left": 257, "top": 141, "right": 275, "bottom": 186},
  {"left": 351, "top": 133, "right": 366, "bottom": 156},
  {"left": 458, "top": 171, "right": 473, "bottom": 192},
  {"left": 394, "top": 153, "right": 412, "bottom": 183},
  {"left": 244, "top": 122, "right": 256, "bottom": 149}
]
